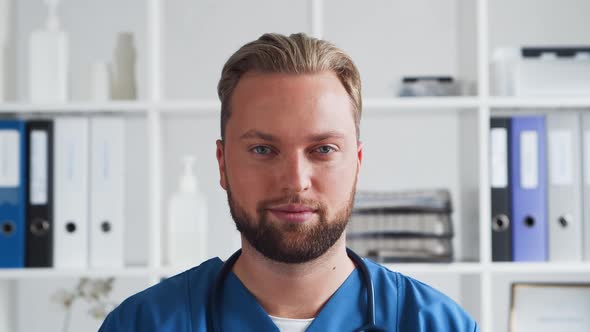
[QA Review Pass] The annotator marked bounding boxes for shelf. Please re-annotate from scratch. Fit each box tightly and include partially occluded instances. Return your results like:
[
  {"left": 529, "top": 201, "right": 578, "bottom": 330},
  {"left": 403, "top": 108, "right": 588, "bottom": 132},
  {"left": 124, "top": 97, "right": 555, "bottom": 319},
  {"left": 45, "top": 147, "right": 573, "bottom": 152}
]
[
  {"left": 363, "top": 97, "right": 479, "bottom": 110},
  {"left": 385, "top": 262, "right": 482, "bottom": 274},
  {"left": 490, "top": 262, "right": 590, "bottom": 274},
  {"left": 5, "top": 263, "right": 589, "bottom": 279},
  {"left": 8, "top": 97, "right": 590, "bottom": 115},
  {"left": 156, "top": 263, "right": 485, "bottom": 278},
  {"left": 489, "top": 97, "right": 590, "bottom": 109},
  {"left": 0, "top": 267, "right": 155, "bottom": 279},
  {"left": 0, "top": 263, "right": 483, "bottom": 279},
  {"left": 0, "top": 101, "right": 151, "bottom": 113},
  {"left": 156, "top": 97, "right": 480, "bottom": 115}
]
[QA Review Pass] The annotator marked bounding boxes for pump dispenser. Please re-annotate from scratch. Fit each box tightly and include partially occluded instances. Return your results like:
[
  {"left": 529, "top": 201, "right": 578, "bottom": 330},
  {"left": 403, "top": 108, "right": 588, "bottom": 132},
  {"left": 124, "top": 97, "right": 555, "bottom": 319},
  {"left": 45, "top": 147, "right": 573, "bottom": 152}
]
[
  {"left": 166, "top": 155, "right": 208, "bottom": 266},
  {"left": 180, "top": 156, "right": 197, "bottom": 193}
]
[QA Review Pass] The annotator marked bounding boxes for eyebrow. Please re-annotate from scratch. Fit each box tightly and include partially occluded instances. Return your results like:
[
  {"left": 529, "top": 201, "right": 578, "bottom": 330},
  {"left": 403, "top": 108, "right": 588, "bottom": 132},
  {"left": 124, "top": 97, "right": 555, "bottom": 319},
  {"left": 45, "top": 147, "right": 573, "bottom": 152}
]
[{"left": 239, "top": 130, "right": 346, "bottom": 142}]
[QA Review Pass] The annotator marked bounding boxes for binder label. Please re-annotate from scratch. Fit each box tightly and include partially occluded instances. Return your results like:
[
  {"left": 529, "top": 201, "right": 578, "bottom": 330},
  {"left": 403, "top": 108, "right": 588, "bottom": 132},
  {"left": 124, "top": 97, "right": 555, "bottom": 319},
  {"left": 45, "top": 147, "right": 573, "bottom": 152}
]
[
  {"left": 491, "top": 128, "right": 508, "bottom": 188},
  {"left": 0, "top": 130, "right": 20, "bottom": 187},
  {"left": 585, "top": 131, "right": 590, "bottom": 185},
  {"left": 549, "top": 130, "right": 573, "bottom": 186},
  {"left": 521, "top": 131, "right": 538, "bottom": 189},
  {"left": 31, "top": 130, "right": 48, "bottom": 204}
]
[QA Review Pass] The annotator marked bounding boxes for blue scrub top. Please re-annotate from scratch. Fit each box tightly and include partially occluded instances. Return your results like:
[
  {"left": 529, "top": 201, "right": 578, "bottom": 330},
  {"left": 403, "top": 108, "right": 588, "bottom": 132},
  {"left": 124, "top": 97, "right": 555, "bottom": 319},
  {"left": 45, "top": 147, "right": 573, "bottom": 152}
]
[{"left": 99, "top": 257, "right": 479, "bottom": 331}]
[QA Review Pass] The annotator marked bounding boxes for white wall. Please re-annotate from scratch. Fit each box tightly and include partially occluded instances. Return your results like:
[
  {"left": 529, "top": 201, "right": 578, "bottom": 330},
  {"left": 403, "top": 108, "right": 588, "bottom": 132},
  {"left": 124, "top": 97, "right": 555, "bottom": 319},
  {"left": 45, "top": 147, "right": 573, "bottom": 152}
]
[
  {"left": 323, "top": 0, "right": 462, "bottom": 97},
  {"left": 163, "top": 0, "right": 312, "bottom": 100},
  {"left": 489, "top": 0, "right": 590, "bottom": 53},
  {"left": 162, "top": 0, "right": 475, "bottom": 100}
]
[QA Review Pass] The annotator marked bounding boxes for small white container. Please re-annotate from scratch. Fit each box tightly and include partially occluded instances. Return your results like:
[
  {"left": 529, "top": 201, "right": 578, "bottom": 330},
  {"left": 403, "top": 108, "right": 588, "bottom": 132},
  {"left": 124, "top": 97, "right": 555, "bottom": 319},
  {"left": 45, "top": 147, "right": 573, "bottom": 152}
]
[
  {"left": 490, "top": 47, "right": 520, "bottom": 96},
  {"left": 90, "top": 61, "right": 110, "bottom": 102}
]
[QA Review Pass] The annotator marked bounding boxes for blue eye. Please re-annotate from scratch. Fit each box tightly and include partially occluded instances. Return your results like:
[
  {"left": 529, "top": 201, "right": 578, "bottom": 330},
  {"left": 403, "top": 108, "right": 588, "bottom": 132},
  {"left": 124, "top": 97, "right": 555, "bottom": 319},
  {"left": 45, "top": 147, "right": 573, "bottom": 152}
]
[
  {"left": 316, "top": 146, "right": 335, "bottom": 154},
  {"left": 252, "top": 146, "right": 272, "bottom": 155}
]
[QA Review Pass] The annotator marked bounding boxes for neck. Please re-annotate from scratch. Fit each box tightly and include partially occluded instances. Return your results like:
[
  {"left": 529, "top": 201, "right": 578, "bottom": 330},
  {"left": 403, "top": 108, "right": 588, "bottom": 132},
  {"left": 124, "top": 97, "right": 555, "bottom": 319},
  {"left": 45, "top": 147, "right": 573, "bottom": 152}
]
[{"left": 232, "top": 236, "right": 355, "bottom": 319}]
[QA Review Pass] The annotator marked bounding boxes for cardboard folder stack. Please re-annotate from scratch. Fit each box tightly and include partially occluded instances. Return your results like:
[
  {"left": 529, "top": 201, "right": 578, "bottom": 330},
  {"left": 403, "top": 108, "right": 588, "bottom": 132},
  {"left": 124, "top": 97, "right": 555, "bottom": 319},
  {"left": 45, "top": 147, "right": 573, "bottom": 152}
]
[{"left": 347, "top": 189, "right": 454, "bottom": 263}]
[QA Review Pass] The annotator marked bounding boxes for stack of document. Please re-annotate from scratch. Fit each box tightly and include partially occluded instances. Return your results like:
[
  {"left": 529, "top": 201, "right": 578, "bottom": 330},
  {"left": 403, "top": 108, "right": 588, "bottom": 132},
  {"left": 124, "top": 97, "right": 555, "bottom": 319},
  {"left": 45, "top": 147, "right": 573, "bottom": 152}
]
[{"left": 347, "top": 189, "right": 454, "bottom": 262}]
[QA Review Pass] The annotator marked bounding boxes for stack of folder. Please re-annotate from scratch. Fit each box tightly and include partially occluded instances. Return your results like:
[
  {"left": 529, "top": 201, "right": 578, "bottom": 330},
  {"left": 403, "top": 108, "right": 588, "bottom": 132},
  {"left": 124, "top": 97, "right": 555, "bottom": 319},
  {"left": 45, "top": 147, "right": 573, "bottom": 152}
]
[
  {"left": 0, "top": 116, "right": 126, "bottom": 269},
  {"left": 490, "top": 112, "right": 590, "bottom": 262},
  {"left": 347, "top": 189, "right": 454, "bottom": 262}
]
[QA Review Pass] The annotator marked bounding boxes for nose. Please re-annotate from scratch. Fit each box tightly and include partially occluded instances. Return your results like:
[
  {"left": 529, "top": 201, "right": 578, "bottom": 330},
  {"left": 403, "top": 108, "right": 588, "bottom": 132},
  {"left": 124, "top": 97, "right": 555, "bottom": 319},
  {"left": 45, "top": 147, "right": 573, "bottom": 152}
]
[{"left": 279, "top": 150, "right": 312, "bottom": 194}]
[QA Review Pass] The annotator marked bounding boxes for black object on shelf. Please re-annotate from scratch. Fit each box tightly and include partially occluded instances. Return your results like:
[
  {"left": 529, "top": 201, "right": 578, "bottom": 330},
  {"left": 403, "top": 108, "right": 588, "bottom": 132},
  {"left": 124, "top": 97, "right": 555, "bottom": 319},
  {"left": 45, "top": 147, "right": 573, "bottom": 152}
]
[
  {"left": 521, "top": 46, "right": 590, "bottom": 58},
  {"left": 399, "top": 76, "right": 460, "bottom": 97}
]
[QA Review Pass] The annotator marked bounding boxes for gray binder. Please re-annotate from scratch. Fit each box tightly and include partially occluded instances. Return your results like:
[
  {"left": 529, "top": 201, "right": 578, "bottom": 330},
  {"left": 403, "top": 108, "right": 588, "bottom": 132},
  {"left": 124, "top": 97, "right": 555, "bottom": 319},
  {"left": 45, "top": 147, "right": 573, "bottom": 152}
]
[{"left": 547, "top": 112, "right": 583, "bottom": 261}]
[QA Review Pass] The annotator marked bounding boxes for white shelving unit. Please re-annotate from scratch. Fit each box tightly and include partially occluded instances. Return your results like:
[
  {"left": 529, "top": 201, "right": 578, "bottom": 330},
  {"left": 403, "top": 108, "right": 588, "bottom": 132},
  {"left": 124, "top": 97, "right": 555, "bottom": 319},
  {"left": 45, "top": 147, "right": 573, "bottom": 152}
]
[{"left": 1, "top": 0, "right": 590, "bottom": 331}]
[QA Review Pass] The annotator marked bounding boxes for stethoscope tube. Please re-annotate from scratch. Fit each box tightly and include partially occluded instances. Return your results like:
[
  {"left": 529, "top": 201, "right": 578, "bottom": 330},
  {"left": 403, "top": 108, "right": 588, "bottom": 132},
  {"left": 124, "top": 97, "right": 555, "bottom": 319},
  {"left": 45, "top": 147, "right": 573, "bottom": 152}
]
[{"left": 207, "top": 248, "right": 386, "bottom": 332}]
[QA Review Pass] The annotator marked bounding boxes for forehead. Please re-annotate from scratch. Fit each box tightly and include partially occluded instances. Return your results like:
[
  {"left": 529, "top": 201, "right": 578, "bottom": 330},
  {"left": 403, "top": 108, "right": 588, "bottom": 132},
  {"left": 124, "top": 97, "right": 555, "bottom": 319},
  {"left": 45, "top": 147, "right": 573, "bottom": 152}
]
[{"left": 227, "top": 71, "right": 356, "bottom": 141}]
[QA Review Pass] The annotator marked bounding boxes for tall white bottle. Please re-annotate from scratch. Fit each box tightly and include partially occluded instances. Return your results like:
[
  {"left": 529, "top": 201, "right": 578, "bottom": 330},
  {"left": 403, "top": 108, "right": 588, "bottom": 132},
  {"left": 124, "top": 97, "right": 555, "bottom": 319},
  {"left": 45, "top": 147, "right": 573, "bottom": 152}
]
[
  {"left": 28, "top": 0, "right": 69, "bottom": 102},
  {"left": 166, "top": 155, "right": 208, "bottom": 267}
]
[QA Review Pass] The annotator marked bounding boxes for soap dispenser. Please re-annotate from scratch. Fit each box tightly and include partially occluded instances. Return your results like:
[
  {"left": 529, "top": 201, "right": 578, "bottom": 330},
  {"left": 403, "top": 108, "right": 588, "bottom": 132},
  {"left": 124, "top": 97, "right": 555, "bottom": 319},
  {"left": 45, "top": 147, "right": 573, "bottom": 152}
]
[{"left": 166, "top": 155, "right": 208, "bottom": 267}]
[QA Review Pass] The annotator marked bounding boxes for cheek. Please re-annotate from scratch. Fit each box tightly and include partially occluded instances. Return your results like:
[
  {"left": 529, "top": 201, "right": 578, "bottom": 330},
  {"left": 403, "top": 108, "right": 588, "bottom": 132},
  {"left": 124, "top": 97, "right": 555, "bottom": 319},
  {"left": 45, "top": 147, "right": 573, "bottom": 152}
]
[
  {"left": 226, "top": 155, "right": 273, "bottom": 207},
  {"left": 313, "top": 161, "right": 357, "bottom": 207}
]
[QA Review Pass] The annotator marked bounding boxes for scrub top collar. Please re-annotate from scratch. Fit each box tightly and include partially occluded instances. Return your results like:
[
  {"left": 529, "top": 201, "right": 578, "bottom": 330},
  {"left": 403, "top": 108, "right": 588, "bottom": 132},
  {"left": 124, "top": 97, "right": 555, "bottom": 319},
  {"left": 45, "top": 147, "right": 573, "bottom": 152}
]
[{"left": 212, "top": 263, "right": 367, "bottom": 332}]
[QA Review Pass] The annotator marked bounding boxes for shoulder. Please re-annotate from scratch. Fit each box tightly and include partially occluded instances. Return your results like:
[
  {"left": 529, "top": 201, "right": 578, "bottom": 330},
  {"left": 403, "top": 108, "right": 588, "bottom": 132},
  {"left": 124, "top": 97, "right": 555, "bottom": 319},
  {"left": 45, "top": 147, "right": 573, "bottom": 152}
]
[
  {"left": 98, "top": 258, "right": 223, "bottom": 332},
  {"left": 364, "top": 259, "right": 479, "bottom": 332}
]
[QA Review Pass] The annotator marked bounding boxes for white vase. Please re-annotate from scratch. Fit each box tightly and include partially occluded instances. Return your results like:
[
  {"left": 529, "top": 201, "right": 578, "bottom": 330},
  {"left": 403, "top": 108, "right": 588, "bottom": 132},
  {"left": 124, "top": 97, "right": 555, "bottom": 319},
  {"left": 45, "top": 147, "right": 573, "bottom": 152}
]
[{"left": 110, "top": 32, "right": 137, "bottom": 100}]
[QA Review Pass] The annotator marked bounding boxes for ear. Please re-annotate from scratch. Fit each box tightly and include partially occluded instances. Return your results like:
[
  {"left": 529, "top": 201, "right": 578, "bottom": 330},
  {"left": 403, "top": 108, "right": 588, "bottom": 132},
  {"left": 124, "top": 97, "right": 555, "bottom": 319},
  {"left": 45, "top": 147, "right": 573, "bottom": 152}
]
[
  {"left": 356, "top": 141, "right": 363, "bottom": 181},
  {"left": 216, "top": 139, "right": 228, "bottom": 190},
  {"left": 356, "top": 140, "right": 363, "bottom": 179},
  {"left": 357, "top": 140, "right": 363, "bottom": 165}
]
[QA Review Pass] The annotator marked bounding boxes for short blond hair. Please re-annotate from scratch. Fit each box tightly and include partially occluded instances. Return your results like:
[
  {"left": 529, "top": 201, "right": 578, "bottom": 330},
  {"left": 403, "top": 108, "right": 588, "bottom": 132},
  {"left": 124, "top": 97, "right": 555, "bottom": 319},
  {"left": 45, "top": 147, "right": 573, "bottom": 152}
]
[{"left": 217, "top": 32, "right": 362, "bottom": 140}]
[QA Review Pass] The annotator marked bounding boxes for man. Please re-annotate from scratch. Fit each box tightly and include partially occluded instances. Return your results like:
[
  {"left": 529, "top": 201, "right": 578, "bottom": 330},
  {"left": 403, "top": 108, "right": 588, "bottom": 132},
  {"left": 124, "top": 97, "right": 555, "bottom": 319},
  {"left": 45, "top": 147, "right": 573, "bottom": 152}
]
[{"left": 99, "top": 32, "right": 479, "bottom": 331}]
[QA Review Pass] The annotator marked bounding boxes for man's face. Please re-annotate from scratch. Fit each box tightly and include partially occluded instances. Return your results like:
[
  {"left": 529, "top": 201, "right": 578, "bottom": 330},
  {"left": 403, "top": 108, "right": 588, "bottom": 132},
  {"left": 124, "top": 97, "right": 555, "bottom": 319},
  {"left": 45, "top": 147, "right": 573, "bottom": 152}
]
[{"left": 216, "top": 71, "right": 362, "bottom": 264}]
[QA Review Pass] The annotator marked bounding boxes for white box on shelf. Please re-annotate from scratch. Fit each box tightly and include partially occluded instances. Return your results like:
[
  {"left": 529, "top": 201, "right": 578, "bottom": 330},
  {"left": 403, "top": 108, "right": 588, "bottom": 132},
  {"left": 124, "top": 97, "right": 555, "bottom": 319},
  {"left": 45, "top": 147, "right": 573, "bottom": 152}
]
[{"left": 491, "top": 47, "right": 590, "bottom": 97}]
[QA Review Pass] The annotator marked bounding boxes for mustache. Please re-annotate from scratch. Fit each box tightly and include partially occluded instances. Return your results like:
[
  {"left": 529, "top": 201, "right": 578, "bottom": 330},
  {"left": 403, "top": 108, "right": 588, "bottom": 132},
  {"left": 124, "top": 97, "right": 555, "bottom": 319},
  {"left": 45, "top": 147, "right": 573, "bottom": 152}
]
[{"left": 256, "top": 194, "right": 326, "bottom": 213}]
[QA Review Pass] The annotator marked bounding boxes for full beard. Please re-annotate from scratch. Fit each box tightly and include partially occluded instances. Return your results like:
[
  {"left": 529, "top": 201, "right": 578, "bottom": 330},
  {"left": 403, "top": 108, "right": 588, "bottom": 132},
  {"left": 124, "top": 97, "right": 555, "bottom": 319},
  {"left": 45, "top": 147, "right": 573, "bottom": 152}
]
[{"left": 226, "top": 179, "right": 357, "bottom": 264}]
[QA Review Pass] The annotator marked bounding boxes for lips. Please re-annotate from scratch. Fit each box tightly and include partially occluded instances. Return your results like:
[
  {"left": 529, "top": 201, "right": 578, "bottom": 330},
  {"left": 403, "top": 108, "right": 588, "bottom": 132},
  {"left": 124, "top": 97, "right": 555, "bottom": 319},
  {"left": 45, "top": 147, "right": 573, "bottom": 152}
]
[
  {"left": 267, "top": 204, "right": 317, "bottom": 223},
  {"left": 270, "top": 204, "right": 316, "bottom": 213}
]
